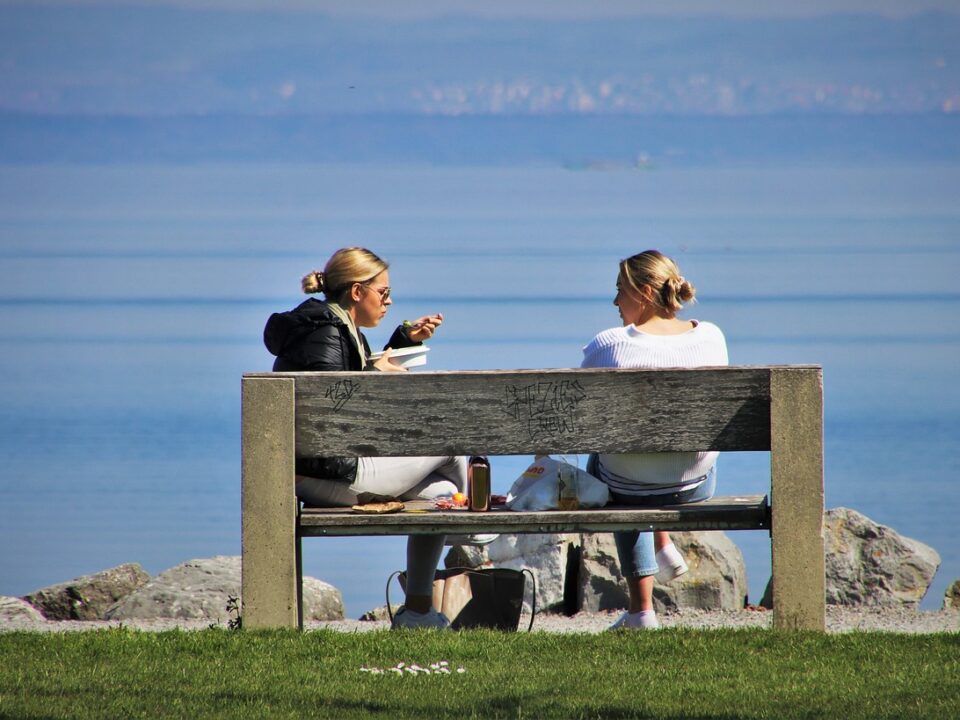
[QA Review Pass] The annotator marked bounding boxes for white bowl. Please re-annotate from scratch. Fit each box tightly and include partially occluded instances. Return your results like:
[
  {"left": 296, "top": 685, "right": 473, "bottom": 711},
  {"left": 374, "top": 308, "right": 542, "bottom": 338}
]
[{"left": 369, "top": 345, "right": 430, "bottom": 369}]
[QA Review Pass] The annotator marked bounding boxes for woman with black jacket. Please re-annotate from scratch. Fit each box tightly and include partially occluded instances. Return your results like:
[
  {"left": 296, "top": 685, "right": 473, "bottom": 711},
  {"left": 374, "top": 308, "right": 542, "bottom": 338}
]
[{"left": 263, "top": 246, "right": 461, "bottom": 629}]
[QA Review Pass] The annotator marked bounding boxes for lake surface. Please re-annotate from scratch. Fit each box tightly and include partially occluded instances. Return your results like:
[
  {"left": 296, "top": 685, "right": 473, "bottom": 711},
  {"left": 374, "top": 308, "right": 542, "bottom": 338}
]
[{"left": 1, "top": 162, "right": 957, "bottom": 616}]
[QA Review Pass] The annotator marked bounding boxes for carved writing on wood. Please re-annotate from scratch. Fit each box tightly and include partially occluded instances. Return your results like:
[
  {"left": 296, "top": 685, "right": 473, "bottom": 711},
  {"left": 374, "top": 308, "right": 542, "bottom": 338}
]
[
  {"left": 503, "top": 379, "right": 587, "bottom": 439},
  {"left": 324, "top": 379, "right": 359, "bottom": 411}
]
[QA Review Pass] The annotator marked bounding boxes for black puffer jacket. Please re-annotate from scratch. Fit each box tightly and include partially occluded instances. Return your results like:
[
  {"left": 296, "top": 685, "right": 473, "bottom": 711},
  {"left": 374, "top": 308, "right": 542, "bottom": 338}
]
[{"left": 263, "top": 298, "right": 418, "bottom": 482}]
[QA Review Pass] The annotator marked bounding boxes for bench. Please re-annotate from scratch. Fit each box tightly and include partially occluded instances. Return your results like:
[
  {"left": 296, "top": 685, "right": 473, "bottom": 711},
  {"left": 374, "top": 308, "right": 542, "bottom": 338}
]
[{"left": 241, "top": 365, "right": 825, "bottom": 631}]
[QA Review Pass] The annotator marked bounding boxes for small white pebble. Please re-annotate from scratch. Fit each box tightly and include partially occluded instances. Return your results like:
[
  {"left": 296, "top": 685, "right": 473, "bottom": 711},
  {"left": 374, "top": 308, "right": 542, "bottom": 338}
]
[
  {"left": 439, "top": 668, "right": 451, "bottom": 674},
  {"left": 396, "top": 662, "right": 406, "bottom": 669},
  {"left": 359, "top": 667, "right": 370, "bottom": 673},
  {"left": 457, "top": 667, "right": 466, "bottom": 674},
  {"left": 390, "top": 668, "right": 402, "bottom": 675},
  {"left": 440, "top": 661, "right": 449, "bottom": 666}
]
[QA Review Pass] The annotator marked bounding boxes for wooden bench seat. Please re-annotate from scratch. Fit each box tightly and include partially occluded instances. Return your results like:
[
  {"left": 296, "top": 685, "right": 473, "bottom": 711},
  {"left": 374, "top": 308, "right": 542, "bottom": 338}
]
[
  {"left": 298, "top": 496, "right": 770, "bottom": 536},
  {"left": 241, "top": 365, "right": 825, "bottom": 631}
]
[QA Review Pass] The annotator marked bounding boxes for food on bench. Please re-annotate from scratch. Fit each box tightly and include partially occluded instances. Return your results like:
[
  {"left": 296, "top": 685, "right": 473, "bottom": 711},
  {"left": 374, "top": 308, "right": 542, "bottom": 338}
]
[
  {"left": 490, "top": 494, "right": 507, "bottom": 507},
  {"left": 434, "top": 498, "right": 466, "bottom": 510},
  {"left": 452, "top": 492, "right": 467, "bottom": 507},
  {"left": 351, "top": 501, "right": 405, "bottom": 514}
]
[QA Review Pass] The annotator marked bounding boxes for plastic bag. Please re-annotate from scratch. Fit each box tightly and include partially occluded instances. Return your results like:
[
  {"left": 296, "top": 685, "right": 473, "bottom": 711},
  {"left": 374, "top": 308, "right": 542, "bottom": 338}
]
[{"left": 505, "top": 456, "right": 609, "bottom": 511}]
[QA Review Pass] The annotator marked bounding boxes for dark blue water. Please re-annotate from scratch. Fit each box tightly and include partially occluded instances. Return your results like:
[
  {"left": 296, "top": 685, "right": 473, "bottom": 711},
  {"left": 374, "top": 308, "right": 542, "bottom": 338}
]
[{"left": 1, "top": 163, "right": 957, "bottom": 616}]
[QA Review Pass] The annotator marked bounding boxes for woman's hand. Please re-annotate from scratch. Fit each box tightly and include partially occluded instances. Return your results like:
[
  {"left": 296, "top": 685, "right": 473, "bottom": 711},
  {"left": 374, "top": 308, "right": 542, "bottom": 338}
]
[
  {"left": 372, "top": 348, "right": 407, "bottom": 372},
  {"left": 405, "top": 313, "right": 444, "bottom": 343}
]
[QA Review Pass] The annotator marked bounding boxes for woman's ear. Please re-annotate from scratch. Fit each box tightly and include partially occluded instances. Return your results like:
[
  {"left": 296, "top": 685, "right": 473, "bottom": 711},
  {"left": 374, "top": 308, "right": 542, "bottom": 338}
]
[{"left": 348, "top": 282, "right": 362, "bottom": 304}]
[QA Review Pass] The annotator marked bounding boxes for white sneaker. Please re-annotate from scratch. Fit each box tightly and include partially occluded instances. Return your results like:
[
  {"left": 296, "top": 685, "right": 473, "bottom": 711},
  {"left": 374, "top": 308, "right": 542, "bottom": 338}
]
[
  {"left": 444, "top": 533, "right": 499, "bottom": 546},
  {"left": 655, "top": 544, "right": 689, "bottom": 584},
  {"left": 390, "top": 608, "right": 451, "bottom": 630},
  {"left": 608, "top": 610, "right": 660, "bottom": 631}
]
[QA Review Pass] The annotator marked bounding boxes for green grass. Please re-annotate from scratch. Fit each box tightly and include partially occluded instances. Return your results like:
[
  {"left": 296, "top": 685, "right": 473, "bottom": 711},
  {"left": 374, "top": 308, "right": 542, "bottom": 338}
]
[{"left": 1, "top": 628, "right": 957, "bottom": 719}]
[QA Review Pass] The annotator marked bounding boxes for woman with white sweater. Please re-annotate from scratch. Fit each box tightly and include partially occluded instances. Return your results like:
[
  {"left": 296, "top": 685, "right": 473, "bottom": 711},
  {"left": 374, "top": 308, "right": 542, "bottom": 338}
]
[{"left": 581, "top": 250, "right": 729, "bottom": 630}]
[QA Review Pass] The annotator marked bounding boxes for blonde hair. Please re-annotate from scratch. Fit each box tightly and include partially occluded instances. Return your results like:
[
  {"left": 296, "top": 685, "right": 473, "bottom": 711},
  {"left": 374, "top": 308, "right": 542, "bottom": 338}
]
[
  {"left": 619, "top": 249, "right": 696, "bottom": 314},
  {"left": 301, "top": 247, "right": 389, "bottom": 302}
]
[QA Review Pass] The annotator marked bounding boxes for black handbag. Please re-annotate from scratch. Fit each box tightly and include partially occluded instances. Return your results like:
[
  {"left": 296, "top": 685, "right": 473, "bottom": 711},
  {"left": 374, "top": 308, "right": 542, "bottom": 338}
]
[{"left": 387, "top": 567, "right": 537, "bottom": 631}]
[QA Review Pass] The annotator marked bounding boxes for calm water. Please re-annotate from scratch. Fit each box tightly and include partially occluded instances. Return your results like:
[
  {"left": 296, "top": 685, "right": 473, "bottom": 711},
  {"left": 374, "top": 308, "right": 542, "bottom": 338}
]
[{"left": 1, "top": 163, "right": 958, "bottom": 616}]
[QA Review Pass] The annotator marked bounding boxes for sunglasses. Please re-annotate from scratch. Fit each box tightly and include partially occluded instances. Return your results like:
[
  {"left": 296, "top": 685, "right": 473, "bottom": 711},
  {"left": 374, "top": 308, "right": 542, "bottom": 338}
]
[{"left": 361, "top": 283, "right": 392, "bottom": 302}]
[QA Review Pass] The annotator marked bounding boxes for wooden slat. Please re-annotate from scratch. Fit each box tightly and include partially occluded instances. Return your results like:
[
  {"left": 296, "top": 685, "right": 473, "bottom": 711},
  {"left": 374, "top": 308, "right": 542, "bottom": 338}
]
[
  {"left": 298, "top": 495, "right": 770, "bottom": 536},
  {"left": 243, "top": 366, "right": 782, "bottom": 457}
]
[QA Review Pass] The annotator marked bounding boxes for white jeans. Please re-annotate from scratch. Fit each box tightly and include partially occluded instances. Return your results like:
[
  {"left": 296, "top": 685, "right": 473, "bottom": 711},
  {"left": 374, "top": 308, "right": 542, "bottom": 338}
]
[
  {"left": 295, "top": 455, "right": 467, "bottom": 507},
  {"left": 295, "top": 455, "right": 467, "bottom": 600}
]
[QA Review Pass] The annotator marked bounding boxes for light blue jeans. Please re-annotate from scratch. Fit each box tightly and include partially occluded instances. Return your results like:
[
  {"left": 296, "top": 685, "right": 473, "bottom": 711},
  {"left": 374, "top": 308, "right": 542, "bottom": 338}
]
[{"left": 610, "top": 466, "right": 717, "bottom": 578}]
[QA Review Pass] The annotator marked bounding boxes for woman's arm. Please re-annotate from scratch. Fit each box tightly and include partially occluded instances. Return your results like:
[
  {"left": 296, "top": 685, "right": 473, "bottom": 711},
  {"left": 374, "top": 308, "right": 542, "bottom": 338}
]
[
  {"left": 289, "top": 324, "right": 349, "bottom": 371},
  {"left": 384, "top": 324, "right": 419, "bottom": 351},
  {"left": 383, "top": 313, "right": 444, "bottom": 349}
]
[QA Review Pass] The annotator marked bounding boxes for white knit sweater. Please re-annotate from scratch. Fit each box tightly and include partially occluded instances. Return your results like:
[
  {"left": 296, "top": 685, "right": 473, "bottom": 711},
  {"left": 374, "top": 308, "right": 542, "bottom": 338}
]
[{"left": 580, "top": 320, "right": 729, "bottom": 495}]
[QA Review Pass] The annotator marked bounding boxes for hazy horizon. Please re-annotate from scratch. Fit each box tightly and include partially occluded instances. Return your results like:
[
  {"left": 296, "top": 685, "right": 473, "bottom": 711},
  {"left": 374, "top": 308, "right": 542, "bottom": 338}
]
[
  {"left": 3, "top": 4, "right": 958, "bottom": 119},
  {"left": 7, "top": 0, "right": 960, "bottom": 19}
]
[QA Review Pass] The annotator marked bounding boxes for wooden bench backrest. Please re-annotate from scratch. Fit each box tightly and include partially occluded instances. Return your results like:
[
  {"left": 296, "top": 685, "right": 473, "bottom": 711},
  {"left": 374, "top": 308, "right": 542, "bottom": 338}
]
[
  {"left": 240, "top": 364, "right": 825, "bottom": 631},
  {"left": 242, "top": 366, "right": 819, "bottom": 458}
]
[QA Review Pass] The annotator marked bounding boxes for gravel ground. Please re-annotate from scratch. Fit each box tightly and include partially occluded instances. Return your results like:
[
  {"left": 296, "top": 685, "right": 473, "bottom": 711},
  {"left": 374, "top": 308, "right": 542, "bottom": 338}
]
[{"left": 2, "top": 607, "right": 957, "bottom": 634}]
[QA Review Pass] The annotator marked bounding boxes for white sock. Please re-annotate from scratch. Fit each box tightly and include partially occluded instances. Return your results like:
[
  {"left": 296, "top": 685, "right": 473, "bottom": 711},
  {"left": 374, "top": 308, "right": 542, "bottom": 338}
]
[
  {"left": 656, "top": 543, "right": 684, "bottom": 567},
  {"left": 636, "top": 610, "right": 659, "bottom": 629}
]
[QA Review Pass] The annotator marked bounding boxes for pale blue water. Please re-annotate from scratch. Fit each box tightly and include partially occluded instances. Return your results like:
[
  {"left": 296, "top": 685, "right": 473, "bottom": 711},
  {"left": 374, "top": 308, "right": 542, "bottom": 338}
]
[{"left": 1, "top": 163, "right": 958, "bottom": 616}]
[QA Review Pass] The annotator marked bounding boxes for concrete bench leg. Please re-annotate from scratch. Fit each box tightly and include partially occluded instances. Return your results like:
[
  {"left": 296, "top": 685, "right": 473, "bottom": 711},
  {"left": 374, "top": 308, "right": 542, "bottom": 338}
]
[
  {"left": 770, "top": 368, "right": 826, "bottom": 631},
  {"left": 241, "top": 377, "right": 299, "bottom": 629}
]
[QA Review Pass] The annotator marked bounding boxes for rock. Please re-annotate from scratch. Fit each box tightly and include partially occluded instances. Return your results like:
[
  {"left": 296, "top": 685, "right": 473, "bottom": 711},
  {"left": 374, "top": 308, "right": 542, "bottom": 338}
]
[
  {"left": 656, "top": 532, "right": 748, "bottom": 612},
  {"left": 23, "top": 563, "right": 150, "bottom": 620},
  {"left": 359, "top": 605, "right": 401, "bottom": 622},
  {"left": 944, "top": 580, "right": 960, "bottom": 610},
  {"left": 577, "top": 533, "right": 627, "bottom": 612},
  {"left": 444, "top": 544, "right": 488, "bottom": 570},
  {"left": 760, "top": 507, "right": 941, "bottom": 608},
  {"left": 105, "top": 556, "right": 344, "bottom": 623},
  {"left": 443, "top": 533, "right": 576, "bottom": 612},
  {"left": 1, "top": 596, "right": 47, "bottom": 623},
  {"left": 578, "top": 531, "right": 748, "bottom": 613},
  {"left": 300, "top": 575, "right": 344, "bottom": 621}
]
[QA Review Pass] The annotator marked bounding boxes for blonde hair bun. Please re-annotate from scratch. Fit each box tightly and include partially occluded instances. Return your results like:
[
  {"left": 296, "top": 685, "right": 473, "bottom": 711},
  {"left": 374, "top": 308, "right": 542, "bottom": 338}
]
[
  {"left": 675, "top": 277, "right": 696, "bottom": 304},
  {"left": 301, "top": 270, "right": 325, "bottom": 294},
  {"left": 620, "top": 249, "right": 696, "bottom": 314}
]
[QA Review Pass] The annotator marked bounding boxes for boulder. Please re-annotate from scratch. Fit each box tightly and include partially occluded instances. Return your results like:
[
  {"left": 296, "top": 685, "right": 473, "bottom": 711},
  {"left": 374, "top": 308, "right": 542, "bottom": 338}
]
[
  {"left": 577, "top": 532, "right": 627, "bottom": 612},
  {"left": 444, "top": 544, "right": 488, "bottom": 571},
  {"left": 944, "top": 580, "right": 960, "bottom": 610},
  {"left": 359, "top": 605, "right": 401, "bottom": 622},
  {"left": 443, "top": 533, "right": 576, "bottom": 612},
  {"left": 760, "top": 507, "right": 941, "bottom": 608},
  {"left": 1, "top": 596, "right": 47, "bottom": 624},
  {"left": 23, "top": 563, "right": 150, "bottom": 620},
  {"left": 578, "top": 531, "right": 747, "bottom": 613},
  {"left": 105, "top": 556, "right": 344, "bottom": 623}
]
